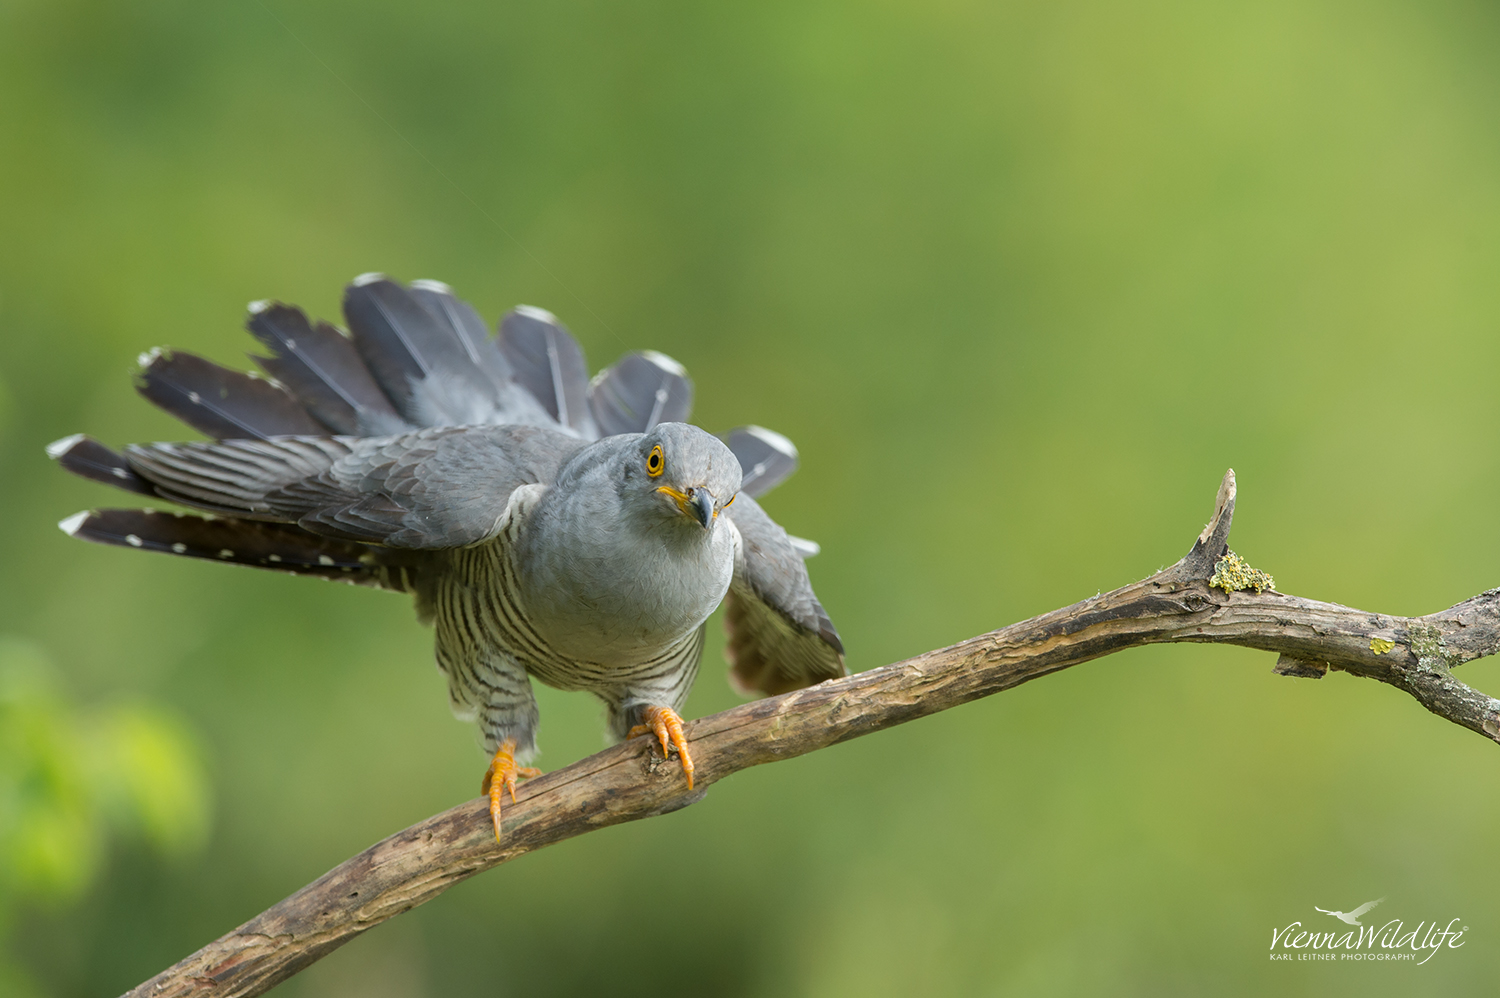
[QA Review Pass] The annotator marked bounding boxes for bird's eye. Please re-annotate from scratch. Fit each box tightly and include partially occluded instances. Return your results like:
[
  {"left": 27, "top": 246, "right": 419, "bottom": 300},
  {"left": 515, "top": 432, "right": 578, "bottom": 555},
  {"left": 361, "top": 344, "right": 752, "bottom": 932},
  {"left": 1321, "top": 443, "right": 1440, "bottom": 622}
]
[
  {"left": 723, "top": 494, "right": 736, "bottom": 510},
  {"left": 646, "top": 445, "right": 664, "bottom": 477}
]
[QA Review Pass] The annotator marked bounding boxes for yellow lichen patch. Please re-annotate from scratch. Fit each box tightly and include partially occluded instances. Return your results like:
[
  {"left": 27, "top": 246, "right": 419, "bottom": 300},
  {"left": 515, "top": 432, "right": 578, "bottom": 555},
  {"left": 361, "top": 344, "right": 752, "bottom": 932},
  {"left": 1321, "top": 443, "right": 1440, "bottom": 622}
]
[
  {"left": 1370, "top": 638, "right": 1396, "bottom": 655},
  {"left": 1208, "top": 550, "right": 1275, "bottom": 595}
]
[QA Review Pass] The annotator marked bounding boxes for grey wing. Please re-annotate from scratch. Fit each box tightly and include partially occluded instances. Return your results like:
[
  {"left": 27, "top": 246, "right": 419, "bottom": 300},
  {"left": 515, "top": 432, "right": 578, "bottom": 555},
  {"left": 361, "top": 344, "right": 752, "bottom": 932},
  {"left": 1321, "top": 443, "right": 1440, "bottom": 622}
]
[
  {"left": 722, "top": 494, "right": 845, "bottom": 696},
  {"left": 124, "top": 423, "right": 584, "bottom": 549}
]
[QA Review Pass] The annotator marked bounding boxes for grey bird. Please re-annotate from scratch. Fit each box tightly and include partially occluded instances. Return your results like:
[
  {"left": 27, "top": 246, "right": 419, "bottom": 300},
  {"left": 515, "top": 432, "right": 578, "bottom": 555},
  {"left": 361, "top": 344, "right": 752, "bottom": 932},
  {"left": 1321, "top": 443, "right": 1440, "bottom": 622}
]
[{"left": 49, "top": 274, "right": 845, "bottom": 837}]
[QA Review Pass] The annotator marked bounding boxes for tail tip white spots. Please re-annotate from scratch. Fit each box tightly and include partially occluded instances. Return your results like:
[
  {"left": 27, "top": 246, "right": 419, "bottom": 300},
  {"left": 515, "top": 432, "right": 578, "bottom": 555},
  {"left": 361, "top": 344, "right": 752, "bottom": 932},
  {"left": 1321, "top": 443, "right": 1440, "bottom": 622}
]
[
  {"left": 640, "top": 350, "right": 687, "bottom": 377},
  {"left": 170, "top": 542, "right": 187, "bottom": 554},
  {"left": 45, "top": 433, "right": 85, "bottom": 460},
  {"left": 352, "top": 272, "right": 387, "bottom": 287},
  {"left": 411, "top": 279, "right": 452, "bottom": 294},
  {"left": 58, "top": 512, "right": 90, "bottom": 536},
  {"left": 317, "top": 555, "right": 335, "bottom": 566},
  {"left": 137, "top": 347, "right": 164, "bottom": 369},
  {"left": 125, "top": 534, "right": 143, "bottom": 547},
  {"left": 513, "top": 304, "right": 558, "bottom": 324},
  {"left": 247, "top": 299, "right": 272, "bottom": 315},
  {"left": 218, "top": 549, "right": 235, "bottom": 559}
]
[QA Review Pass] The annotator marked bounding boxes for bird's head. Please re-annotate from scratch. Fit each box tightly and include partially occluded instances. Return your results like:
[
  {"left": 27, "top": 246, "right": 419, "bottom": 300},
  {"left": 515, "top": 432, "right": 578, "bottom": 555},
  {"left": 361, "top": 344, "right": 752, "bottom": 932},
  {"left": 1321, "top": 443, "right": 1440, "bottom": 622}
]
[{"left": 622, "top": 422, "right": 741, "bottom": 532}]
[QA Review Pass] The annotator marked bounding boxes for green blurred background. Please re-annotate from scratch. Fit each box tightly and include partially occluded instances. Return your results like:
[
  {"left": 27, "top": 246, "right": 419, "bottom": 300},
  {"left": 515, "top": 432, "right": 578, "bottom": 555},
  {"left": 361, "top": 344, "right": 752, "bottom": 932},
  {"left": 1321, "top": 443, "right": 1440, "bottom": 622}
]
[{"left": 3, "top": 0, "right": 1500, "bottom": 993}]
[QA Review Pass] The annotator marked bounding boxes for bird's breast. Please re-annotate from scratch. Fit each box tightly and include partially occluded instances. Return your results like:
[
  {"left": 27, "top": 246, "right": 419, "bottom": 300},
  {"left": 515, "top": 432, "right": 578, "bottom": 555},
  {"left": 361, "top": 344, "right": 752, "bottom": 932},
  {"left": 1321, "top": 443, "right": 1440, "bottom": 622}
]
[{"left": 511, "top": 506, "right": 734, "bottom": 665}]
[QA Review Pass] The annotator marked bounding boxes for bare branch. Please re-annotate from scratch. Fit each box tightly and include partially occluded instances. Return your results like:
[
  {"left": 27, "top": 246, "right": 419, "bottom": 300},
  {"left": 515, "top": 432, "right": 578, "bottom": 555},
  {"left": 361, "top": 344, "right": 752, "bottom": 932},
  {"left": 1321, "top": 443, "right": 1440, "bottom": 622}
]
[{"left": 125, "top": 469, "right": 1500, "bottom": 997}]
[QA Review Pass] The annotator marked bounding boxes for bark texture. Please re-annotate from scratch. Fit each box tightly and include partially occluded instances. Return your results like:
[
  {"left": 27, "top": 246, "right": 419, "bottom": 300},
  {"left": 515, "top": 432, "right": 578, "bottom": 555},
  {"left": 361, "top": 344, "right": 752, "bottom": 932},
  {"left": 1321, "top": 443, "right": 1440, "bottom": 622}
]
[{"left": 125, "top": 470, "right": 1500, "bottom": 997}]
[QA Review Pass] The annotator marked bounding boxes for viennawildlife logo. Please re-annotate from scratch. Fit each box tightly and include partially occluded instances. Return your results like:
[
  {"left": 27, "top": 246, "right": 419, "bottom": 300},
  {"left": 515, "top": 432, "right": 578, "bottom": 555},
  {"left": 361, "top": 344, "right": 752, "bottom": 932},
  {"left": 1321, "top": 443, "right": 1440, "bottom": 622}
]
[{"left": 1269, "top": 898, "right": 1466, "bottom": 964}]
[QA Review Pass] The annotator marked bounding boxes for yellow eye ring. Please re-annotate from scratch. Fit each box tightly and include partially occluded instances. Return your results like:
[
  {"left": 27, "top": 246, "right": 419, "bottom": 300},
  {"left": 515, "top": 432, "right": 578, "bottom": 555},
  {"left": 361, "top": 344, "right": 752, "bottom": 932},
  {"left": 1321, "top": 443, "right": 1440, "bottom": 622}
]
[{"left": 646, "top": 445, "right": 664, "bottom": 478}]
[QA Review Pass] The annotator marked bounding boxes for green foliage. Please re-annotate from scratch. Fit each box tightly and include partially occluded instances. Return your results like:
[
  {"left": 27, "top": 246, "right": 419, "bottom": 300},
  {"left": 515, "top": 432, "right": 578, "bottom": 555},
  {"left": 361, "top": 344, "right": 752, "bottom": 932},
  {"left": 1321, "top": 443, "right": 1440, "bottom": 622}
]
[{"left": 0, "top": 640, "right": 208, "bottom": 992}]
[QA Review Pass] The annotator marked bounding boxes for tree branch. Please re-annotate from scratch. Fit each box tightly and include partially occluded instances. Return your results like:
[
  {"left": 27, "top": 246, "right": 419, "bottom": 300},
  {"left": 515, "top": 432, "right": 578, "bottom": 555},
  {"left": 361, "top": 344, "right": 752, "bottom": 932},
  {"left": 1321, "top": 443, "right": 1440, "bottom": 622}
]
[{"left": 125, "top": 469, "right": 1500, "bottom": 997}]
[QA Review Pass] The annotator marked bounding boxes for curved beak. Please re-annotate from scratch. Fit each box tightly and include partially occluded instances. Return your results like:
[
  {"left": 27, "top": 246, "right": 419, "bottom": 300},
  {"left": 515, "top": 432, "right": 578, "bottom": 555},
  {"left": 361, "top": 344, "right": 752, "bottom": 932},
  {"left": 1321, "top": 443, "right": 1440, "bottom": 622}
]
[
  {"left": 656, "top": 485, "right": 717, "bottom": 529},
  {"left": 689, "top": 489, "right": 715, "bottom": 529}
]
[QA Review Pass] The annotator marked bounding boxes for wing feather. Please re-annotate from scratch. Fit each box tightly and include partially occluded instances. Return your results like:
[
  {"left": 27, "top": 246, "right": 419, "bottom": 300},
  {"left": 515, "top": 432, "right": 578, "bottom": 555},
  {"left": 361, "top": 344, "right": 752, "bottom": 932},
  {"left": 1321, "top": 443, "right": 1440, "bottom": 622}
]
[
  {"left": 125, "top": 424, "right": 582, "bottom": 549},
  {"left": 722, "top": 494, "right": 845, "bottom": 696}
]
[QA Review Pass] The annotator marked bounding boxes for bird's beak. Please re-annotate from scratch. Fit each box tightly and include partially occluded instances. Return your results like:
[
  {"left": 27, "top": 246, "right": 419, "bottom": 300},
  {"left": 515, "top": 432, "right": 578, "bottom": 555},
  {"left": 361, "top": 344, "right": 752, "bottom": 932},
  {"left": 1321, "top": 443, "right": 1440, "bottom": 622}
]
[
  {"left": 656, "top": 486, "right": 717, "bottom": 529},
  {"left": 689, "top": 489, "right": 715, "bottom": 529}
]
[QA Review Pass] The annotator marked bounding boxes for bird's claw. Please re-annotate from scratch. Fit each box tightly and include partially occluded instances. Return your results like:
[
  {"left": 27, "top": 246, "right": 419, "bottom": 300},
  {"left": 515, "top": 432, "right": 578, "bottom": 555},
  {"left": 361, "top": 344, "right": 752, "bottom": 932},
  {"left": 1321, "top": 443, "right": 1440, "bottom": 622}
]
[
  {"left": 482, "top": 738, "right": 542, "bottom": 842},
  {"left": 627, "top": 705, "right": 695, "bottom": 790}
]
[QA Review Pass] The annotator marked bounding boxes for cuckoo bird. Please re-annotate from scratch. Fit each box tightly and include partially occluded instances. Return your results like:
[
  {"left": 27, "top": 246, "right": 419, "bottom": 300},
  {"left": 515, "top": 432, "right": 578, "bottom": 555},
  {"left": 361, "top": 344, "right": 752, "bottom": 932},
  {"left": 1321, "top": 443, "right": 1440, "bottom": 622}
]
[{"left": 49, "top": 274, "right": 845, "bottom": 838}]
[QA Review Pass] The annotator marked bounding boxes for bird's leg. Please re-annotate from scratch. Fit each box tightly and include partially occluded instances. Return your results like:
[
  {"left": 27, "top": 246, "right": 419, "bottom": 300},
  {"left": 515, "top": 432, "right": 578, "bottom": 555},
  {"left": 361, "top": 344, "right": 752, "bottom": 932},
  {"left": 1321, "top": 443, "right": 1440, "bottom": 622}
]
[
  {"left": 626, "top": 705, "right": 695, "bottom": 789},
  {"left": 480, "top": 738, "right": 543, "bottom": 842}
]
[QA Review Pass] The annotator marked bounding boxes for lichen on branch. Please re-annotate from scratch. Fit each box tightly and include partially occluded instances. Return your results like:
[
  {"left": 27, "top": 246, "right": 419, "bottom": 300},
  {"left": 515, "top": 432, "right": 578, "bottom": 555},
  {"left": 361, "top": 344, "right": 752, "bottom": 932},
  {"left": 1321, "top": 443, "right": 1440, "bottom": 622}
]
[{"left": 1208, "top": 550, "right": 1274, "bottom": 594}]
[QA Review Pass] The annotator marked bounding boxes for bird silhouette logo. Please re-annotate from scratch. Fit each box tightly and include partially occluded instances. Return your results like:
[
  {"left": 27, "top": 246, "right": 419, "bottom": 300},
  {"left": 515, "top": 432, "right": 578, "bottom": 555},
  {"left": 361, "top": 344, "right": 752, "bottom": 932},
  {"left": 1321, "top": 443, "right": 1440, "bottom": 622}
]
[{"left": 1314, "top": 898, "right": 1386, "bottom": 925}]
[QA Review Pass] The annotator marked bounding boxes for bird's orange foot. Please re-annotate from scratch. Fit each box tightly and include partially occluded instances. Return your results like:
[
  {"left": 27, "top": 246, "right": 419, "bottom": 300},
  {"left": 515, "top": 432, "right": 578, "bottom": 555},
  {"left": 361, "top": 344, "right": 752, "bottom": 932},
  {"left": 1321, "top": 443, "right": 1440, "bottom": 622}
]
[
  {"left": 627, "top": 705, "right": 695, "bottom": 790},
  {"left": 481, "top": 738, "right": 542, "bottom": 842}
]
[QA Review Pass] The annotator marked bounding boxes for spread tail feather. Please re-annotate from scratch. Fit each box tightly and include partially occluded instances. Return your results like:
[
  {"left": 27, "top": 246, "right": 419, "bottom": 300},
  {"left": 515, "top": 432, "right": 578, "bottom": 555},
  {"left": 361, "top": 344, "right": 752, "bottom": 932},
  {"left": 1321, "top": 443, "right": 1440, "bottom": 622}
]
[
  {"left": 47, "top": 435, "right": 156, "bottom": 495},
  {"left": 342, "top": 274, "right": 512, "bottom": 427},
  {"left": 135, "top": 348, "right": 328, "bottom": 441},
  {"left": 723, "top": 425, "right": 799, "bottom": 498},
  {"left": 246, "top": 300, "right": 410, "bottom": 436},
  {"left": 58, "top": 508, "right": 416, "bottom": 591},
  {"left": 498, "top": 305, "right": 595, "bottom": 436},
  {"left": 589, "top": 350, "right": 693, "bottom": 436},
  {"left": 105, "top": 277, "right": 605, "bottom": 448},
  {"left": 407, "top": 279, "right": 514, "bottom": 388}
]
